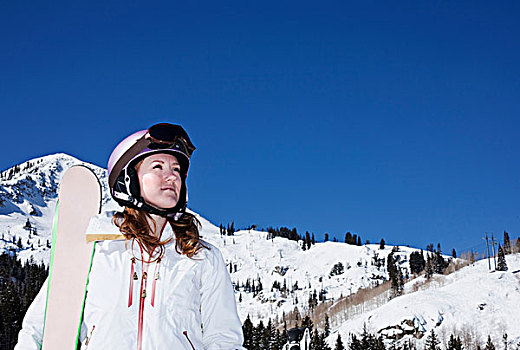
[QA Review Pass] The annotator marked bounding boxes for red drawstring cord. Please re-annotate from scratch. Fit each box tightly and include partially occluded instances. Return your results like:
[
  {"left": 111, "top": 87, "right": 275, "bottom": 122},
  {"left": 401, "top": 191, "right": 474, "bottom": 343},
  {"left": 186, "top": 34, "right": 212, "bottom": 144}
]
[
  {"left": 151, "top": 258, "right": 161, "bottom": 307},
  {"left": 128, "top": 257, "right": 136, "bottom": 307}
]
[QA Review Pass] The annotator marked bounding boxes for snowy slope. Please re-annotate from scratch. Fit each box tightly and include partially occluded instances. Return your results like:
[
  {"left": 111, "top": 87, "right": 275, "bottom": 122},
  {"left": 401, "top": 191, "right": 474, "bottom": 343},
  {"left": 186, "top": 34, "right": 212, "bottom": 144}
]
[
  {"left": 330, "top": 254, "right": 520, "bottom": 347},
  {"left": 2, "top": 154, "right": 518, "bottom": 349},
  {"left": 207, "top": 230, "right": 410, "bottom": 323}
]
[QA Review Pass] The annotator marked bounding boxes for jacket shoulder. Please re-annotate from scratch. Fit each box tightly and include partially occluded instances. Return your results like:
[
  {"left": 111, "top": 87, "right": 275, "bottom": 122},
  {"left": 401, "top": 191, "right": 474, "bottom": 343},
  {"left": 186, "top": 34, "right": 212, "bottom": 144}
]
[{"left": 197, "top": 240, "right": 225, "bottom": 262}]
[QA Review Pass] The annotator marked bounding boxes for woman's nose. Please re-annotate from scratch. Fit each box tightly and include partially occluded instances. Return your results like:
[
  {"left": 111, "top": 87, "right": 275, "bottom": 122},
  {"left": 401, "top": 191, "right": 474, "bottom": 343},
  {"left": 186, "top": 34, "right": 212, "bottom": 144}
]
[{"left": 164, "top": 169, "right": 179, "bottom": 182}]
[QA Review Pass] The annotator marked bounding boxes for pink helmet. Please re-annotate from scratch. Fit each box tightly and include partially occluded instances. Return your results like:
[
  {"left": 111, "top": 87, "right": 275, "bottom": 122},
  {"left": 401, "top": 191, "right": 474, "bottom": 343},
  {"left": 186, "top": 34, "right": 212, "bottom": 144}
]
[{"left": 107, "top": 123, "right": 195, "bottom": 218}]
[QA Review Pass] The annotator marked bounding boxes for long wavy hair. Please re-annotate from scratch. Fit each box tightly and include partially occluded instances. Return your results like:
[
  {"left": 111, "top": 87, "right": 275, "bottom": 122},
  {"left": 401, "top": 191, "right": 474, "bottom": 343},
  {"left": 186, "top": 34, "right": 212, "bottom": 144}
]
[{"left": 113, "top": 208, "right": 208, "bottom": 261}]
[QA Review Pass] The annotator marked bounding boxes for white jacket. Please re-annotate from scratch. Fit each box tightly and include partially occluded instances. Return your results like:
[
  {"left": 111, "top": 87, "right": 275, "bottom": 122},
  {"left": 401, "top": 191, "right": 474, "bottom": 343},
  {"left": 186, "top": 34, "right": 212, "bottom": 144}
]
[{"left": 16, "top": 215, "right": 246, "bottom": 350}]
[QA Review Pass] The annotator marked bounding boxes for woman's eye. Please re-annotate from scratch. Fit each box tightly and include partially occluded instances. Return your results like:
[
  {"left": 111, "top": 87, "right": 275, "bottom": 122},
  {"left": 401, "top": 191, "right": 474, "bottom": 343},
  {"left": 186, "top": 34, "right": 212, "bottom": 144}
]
[
  {"left": 153, "top": 164, "right": 163, "bottom": 169},
  {"left": 173, "top": 167, "right": 181, "bottom": 173}
]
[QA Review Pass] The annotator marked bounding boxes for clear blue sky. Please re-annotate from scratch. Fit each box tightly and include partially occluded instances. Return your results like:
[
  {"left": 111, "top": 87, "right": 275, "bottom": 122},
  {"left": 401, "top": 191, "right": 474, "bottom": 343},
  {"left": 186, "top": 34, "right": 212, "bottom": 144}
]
[{"left": 1, "top": 1, "right": 519, "bottom": 254}]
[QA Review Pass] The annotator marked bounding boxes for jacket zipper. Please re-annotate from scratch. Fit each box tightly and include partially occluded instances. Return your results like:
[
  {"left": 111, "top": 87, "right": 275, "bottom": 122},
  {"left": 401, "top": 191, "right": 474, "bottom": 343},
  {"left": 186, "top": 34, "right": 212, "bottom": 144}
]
[
  {"left": 84, "top": 325, "right": 96, "bottom": 349},
  {"left": 183, "top": 331, "right": 196, "bottom": 350}
]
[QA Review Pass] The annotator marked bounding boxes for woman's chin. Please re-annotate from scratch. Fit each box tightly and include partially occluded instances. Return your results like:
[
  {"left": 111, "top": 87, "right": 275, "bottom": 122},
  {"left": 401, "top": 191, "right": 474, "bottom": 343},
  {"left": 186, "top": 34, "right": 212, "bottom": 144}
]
[{"left": 147, "top": 200, "right": 179, "bottom": 210}]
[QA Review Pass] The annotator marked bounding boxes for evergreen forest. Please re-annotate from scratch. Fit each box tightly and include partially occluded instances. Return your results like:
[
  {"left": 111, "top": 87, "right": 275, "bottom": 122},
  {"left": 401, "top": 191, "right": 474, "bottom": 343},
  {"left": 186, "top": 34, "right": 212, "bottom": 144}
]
[{"left": 0, "top": 252, "right": 48, "bottom": 350}]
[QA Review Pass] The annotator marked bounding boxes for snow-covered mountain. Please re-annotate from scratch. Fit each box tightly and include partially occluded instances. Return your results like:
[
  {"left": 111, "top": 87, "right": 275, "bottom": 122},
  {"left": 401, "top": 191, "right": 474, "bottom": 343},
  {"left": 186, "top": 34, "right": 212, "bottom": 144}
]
[
  {"left": 0, "top": 153, "right": 115, "bottom": 263},
  {"left": 1, "top": 154, "right": 518, "bottom": 348}
]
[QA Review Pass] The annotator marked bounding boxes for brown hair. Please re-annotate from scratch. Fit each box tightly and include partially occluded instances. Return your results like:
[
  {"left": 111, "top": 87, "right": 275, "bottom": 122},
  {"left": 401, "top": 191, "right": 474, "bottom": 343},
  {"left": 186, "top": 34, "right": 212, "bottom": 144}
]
[{"left": 113, "top": 208, "right": 208, "bottom": 261}]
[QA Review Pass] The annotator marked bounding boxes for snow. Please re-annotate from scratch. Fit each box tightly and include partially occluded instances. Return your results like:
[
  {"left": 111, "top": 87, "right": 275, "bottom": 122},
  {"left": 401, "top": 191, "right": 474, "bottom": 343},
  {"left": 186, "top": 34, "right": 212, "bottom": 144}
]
[
  {"left": 331, "top": 254, "right": 520, "bottom": 347},
  {"left": 1, "top": 153, "right": 519, "bottom": 348}
]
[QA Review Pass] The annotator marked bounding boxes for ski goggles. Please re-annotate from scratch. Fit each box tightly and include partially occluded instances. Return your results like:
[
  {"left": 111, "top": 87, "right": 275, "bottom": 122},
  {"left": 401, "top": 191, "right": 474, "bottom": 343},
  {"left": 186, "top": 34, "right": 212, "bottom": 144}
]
[{"left": 145, "top": 123, "right": 196, "bottom": 158}]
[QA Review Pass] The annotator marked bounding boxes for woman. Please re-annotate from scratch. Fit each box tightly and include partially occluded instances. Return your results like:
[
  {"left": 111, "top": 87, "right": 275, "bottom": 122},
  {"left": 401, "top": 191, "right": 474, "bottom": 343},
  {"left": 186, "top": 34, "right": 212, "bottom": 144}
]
[{"left": 16, "top": 123, "right": 245, "bottom": 349}]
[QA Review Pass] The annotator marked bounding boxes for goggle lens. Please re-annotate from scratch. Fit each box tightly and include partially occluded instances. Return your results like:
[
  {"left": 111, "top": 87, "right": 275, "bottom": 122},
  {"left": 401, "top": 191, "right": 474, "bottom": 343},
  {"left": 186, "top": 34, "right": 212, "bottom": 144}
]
[{"left": 146, "top": 123, "right": 195, "bottom": 157}]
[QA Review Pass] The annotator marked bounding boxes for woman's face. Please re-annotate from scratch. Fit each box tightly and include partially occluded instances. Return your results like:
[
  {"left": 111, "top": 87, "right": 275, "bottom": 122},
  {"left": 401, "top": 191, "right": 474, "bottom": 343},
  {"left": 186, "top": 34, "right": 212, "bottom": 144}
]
[{"left": 136, "top": 153, "right": 182, "bottom": 209}]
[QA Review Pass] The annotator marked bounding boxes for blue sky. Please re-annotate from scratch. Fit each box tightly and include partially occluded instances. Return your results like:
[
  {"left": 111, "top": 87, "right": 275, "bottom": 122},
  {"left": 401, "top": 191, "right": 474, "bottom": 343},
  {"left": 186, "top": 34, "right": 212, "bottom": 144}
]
[{"left": 1, "top": 1, "right": 519, "bottom": 254}]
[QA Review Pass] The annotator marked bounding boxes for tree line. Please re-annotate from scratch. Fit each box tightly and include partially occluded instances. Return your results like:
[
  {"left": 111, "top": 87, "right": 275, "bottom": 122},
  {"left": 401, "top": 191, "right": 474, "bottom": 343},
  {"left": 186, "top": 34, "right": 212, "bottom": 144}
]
[
  {"left": 0, "top": 251, "right": 48, "bottom": 350},
  {"left": 242, "top": 317, "right": 518, "bottom": 350}
]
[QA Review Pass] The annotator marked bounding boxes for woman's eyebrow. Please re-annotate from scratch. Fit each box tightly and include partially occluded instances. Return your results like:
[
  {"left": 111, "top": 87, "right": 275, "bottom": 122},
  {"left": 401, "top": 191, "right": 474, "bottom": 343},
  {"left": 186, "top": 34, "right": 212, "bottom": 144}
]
[{"left": 150, "top": 159, "right": 180, "bottom": 167}]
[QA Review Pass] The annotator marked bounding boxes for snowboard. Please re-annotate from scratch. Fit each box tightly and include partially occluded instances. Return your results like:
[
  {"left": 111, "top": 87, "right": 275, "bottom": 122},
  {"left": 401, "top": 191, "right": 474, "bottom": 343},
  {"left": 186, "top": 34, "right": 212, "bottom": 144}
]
[{"left": 42, "top": 165, "right": 102, "bottom": 350}]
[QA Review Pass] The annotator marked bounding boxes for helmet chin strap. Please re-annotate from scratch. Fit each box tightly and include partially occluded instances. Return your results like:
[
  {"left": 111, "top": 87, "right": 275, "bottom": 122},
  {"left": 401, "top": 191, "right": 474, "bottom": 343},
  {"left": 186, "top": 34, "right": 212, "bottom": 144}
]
[
  {"left": 139, "top": 201, "right": 185, "bottom": 220},
  {"left": 113, "top": 190, "right": 185, "bottom": 220}
]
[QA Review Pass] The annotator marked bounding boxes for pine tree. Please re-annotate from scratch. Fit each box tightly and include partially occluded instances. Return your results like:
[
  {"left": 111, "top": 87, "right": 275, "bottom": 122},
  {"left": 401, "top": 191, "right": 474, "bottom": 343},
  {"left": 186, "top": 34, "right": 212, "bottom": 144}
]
[
  {"left": 452, "top": 249, "right": 457, "bottom": 258},
  {"left": 324, "top": 233, "right": 329, "bottom": 242},
  {"left": 397, "top": 266, "right": 404, "bottom": 294},
  {"left": 503, "top": 231, "right": 512, "bottom": 254},
  {"left": 424, "top": 330, "right": 441, "bottom": 350},
  {"left": 425, "top": 253, "right": 434, "bottom": 279},
  {"left": 387, "top": 251, "right": 402, "bottom": 296},
  {"left": 380, "top": 238, "right": 385, "bottom": 249},
  {"left": 497, "top": 245, "right": 508, "bottom": 271},
  {"left": 484, "top": 335, "right": 495, "bottom": 350},
  {"left": 311, "top": 328, "right": 319, "bottom": 349},
  {"left": 319, "top": 331, "right": 332, "bottom": 350},
  {"left": 266, "top": 318, "right": 275, "bottom": 349},
  {"left": 280, "top": 323, "right": 288, "bottom": 349},
  {"left": 400, "top": 339, "right": 417, "bottom": 350},
  {"left": 434, "top": 243, "right": 444, "bottom": 274},
  {"left": 311, "top": 328, "right": 331, "bottom": 350},
  {"left": 350, "top": 334, "right": 362, "bottom": 350},
  {"left": 274, "top": 329, "right": 285, "bottom": 350},
  {"left": 345, "top": 232, "right": 352, "bottom": 244},
  {"left": 334, "top": 333, "right": 345, "bottom": 350},
  {"left": 254, "top": 321, "right": 267, "bottom": 350},
  {"left": 324, "top": 314, "right": 330, "bottom": 337},
  {"left": 330, "top": 262, "right": 344, "bottom": 277},
  {"left": 357, "top": 236, "right": 362, "bottom": 246},
  {"left": 409, "top": 250, "right": 426, "bottom": 274},
  {"left": 302, "top": 315, "right": 314, "bottom": 330},
  {"left": 349, "top": 324, "right": 386, "bottom": 350},
  {"left": 447, "top": 334, "right": 463, "bottom": 350},
  {"left": 242, "top": 315, "right": 254, "bottom": 349}
]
